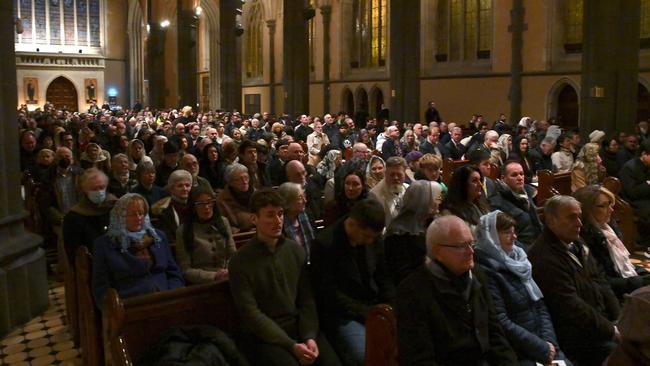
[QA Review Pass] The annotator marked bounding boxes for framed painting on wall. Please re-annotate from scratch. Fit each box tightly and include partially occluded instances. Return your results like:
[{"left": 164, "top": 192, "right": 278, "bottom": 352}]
[
  {"left": 84, "top": 78, "right": 97, "bottom": 103},
  {"left": 24, "top": 77, "right": 39, "bottom": 104}
]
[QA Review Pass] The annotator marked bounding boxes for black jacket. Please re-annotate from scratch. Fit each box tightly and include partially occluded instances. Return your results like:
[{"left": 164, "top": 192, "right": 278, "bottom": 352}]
[
  {"left": 488, "top": 183, "right": 542, "bottom": 247},
  {"left": 384, "top": 233, "right": 426, "bottom": 286},
  {"left": 528, "top": 148, "right": 552, "bottom": 173},
  {"left": 619, "top": 157, "right": 650, "bottom": 221},
  {"left": 528, "top": 229, "right": 620, "bottom": 358},
  {"left": 311, "top": 219, "right": 396, "bottom": 327},
  {"left": 396, "top": 265, "right": 518, "bottom": 366},
  {"left": 445, "top": 139, "right": 466, "bottom": 160}
]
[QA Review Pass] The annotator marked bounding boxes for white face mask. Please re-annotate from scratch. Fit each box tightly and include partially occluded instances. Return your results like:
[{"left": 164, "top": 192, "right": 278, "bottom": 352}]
[{"left": 88, "top": 190, "right": 107, "bottom": 205}]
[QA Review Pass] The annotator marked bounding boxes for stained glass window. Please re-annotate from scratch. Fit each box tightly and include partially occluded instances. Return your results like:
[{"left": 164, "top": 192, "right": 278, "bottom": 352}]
[
  {"left": 351, "top": 0, "right": 386, "bottom": 68},
  {"left": 564, "top": 0, "right": 583, "bottom": 53},
  {"left": 245, "top": 1, "right": 263, "bottom": 79},
  {"left": 436, "top": 0, "right": 492, "bottom": 62}
]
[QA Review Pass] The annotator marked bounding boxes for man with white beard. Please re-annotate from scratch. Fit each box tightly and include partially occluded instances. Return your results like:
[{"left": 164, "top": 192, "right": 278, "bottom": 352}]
[{"left": 369, "top": 156, "right": 409, "bottom": 227}]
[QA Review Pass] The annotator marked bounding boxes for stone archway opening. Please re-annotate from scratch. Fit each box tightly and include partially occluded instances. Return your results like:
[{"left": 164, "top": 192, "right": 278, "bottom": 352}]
[
  {"left": 46, "top": 77, "right": 78, "bottom": 112},
  {"left": 341, "top": 88, "right": 354, "bottom": 116},
  {"left": 638, "top": 82, "right": 650, "bottom": 123},
  {"left": 555, "top": 84, "right": 579, "bottom": 129}
]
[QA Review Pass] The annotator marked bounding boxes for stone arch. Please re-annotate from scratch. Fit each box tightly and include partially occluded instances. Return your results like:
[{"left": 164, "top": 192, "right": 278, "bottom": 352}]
[
  {"left": 369, "top": 86, "right": 385, "bottom": 118},
  {"left": 46, "top": 76, "right": 79, "bottom": 112},
  {"left": 341, "top": 87, "right": 355, "bottom": 115},
  {"left": 546, "top": 77, "right": 581, "bottom": 127},
  {"left": 200, "top": 0, "right": 221, "bottom": 110},
  {"left": 354, "top": 86, "right": 369, "bottom": 115},
  {"left": 128, "top": 0, "right": 145, "bottom": 106}
]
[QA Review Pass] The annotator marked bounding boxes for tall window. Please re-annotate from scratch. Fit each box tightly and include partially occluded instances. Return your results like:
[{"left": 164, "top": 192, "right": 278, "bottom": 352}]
[
  {"left": 642, "top": 0, "right": 650, "bottom": 47},
  {"left": 351, "top": 0, "right": 387, "bottom": 68},
  {"left": 436, "top": 0, "right": 492, "bottom": 62},
  {"left": 563, "top": 0, "right": 583, "bottom": 53},
  {"left": 245, "top": 1, "right": 263, "bottom": 79}
]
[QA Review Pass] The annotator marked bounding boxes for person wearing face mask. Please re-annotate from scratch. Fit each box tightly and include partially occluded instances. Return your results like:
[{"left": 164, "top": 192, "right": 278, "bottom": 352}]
[{"left": 63, "top": 168, "right": 117, "bottom": 268}]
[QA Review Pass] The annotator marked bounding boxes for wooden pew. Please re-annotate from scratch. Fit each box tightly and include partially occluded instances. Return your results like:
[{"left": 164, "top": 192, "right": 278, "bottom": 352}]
[
  {"left": 63, "top": 250, "right": 79, "bottom": 345},
  {"left": 365, "top": 304, "right": 398, "bottom": 366},
  {"left": 232, "top": 230, "right": 256, "bottom": 249},
  {"left": 102, "top": 282, "right": 237, "bottom": 366},
  {"left": 75, "top": 246, "right": 103, "bottom": 366},
  {"left": 442, "top": 158, "right": 470, "bottom": 186},
  {"left": 603, "top": 177, "right": 639, "bottom": 252},
  {"left": 536, "top": 170, "right": 571, "bottom": 206}
]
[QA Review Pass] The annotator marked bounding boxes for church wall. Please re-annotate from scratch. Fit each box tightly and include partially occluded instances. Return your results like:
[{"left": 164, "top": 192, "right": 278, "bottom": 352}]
[
  {"left": 521, "top": 74, "right": 581, "bottom": 121},
  {"left": 16, "top": 68, "right": 105, "bottom": 111}
]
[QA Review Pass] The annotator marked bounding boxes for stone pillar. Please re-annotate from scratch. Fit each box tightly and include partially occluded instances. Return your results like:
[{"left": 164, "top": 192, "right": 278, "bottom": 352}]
[
  {"left": 283, "top": 0, "right": 310, "bottom": 116},
  {"left": 146, "top": 23, "right": 166, "bottom": 109},
  {"left": 266, "top": 20, "right": 277, "bottom": 115},
  {"left": 508, "top": 0, "right": 524, "bottom": 125},
  {"left": 0, "top": 1, "right": 48, "bottom": 337},
  {"left": 389, "top": 0, "right": 420, "bottom": 123},
  {"left": 581, "top": 0, "right": 640, "bottom": 133},
  {"left": 219, "top": 0, "right": 242, "bottom": 111},
  {"left": 321, "top": 5, "right": 332, "bottom": 114},
  {"left": 177, "top": 7, "right": 199, "bottom": 108}
]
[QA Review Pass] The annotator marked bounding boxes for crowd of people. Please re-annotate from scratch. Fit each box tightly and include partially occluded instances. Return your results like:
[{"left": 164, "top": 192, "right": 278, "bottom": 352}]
[{"left": 16, "top": 101, "right": 650, "bottom": 366}]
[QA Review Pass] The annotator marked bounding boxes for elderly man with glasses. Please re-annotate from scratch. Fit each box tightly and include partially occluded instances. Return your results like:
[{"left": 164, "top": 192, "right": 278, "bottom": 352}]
[{"left": 396, "top": 215, "right": 517, "bottom": 365}]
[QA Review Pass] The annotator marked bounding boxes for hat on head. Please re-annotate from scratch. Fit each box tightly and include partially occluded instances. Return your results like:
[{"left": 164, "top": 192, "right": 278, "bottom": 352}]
[
  {"left": 405, "top": 151, "right": 423, "bottom": 163},
  {"left": 589, "top": 130, "right": 606, "bottom": 143}
]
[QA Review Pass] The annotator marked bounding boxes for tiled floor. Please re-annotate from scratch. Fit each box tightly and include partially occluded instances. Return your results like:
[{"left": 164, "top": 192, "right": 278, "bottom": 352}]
[
  {"left": 2, "top": 251, "right": 650, "bottom": 366},
  {"left": 0, "top": 283, "right": 82, "bottom": 366}
]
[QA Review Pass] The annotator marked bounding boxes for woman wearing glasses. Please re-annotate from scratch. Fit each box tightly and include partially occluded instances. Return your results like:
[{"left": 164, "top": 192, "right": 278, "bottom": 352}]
[
  {"left": 92, "top": 193, "right": 184, "bottom": 308},
  {"left": 475, "top": 211, "right": 571, "bottom": 366},
  {"left": 175, "top": 186, "right": 236, "bottom": 284},
  {"left": 573, "top": 185, "right": 650, "bottom": 299}
]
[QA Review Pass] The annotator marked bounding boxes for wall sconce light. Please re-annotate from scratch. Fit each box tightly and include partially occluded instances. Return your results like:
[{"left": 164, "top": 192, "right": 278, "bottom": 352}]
[
  {"left": 160, "top": 20, "right": 170, "bottom": 28},
  {"left": 590, "top": 86, "right": 605, "bottom": 98},
  {"left": 195, "top": 6, "right": 203, "bottom": 16}
]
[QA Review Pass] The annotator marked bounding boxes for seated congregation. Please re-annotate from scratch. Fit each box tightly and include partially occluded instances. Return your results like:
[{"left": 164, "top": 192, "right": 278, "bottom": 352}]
[{"left": 18, "top": 104, "right": 650, "bottom": 366}]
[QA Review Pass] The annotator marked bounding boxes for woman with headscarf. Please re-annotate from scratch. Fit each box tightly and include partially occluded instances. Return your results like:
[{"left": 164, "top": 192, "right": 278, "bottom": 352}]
[
  {"left": 316, "top": 149, "right": 341, "bottom": 181},
  {"left": 384, "top": 180, "right": 442, "bottom": 285},
  {"left": 127, "top": 139, "right": 153, "bottom": 173},
  {"left": 199, "top": 143, "right": 226, "bottom": 190},
  {"left": 322, "top": 158, "right": 368, "bottom": 225},
  {"left": 573, "top": 186, "right": 650, "bottom": 299},
  {"left": 175, "top": 187, "right": 236, "bottom": 284},
  {"left": 496, "top": 133, "right": 513, "bottom": 166},
  {"left": 365, "top": 155, "right": 385, "bottom": 190},
  {"left": 571, "top": 142, "right": 606, "bottom": 192},
  {"left": 475, "top": 211, "right": 571, "bottom": 366},
  {"left": 92, "top": 193, "right": 184, "bottom": 307},
  {"left": 80, "top": 142, "right": 110, "bottom": 174}
]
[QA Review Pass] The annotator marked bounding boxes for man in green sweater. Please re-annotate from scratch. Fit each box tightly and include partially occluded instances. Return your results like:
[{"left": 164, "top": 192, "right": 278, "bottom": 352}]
[{"left": 229, "top": 189, "right": 341, "bottom": 366}]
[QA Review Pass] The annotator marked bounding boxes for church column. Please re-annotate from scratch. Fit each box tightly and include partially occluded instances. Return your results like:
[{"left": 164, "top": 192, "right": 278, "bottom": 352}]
[
  {"left": 508, "top": 0, "right": 524, "bottom": 125},
  {"left": 581, "top": 0, "right": 640, "bottom": 133},
  {"left": 321, "top": 4, "right": 332, "bottom": 114},
  {"left": 146, "top": 23, "right": 167, "bottom": 108},
  {"left": 266, "top": 19, "right": 276, "bottom": 115},
  {"left": 0, "top": 1, "right": 48, "bottom": 337},
  {"left": 283, "top": 0, "right": 310, "bottom": 116},
  {"left": 220, "top": 0, "right": 242, "bottom": 111},
  {"left": 389, "top": 0, "right": 421, "bottom": 123},
  {"left": 177, "top": 2, "right": 199, "bottom": 108}
]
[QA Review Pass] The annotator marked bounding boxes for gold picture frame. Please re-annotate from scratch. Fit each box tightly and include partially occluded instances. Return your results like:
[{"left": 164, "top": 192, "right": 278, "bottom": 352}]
[{"left": 24, "top": 77, "right": 38, "bottom": 104}]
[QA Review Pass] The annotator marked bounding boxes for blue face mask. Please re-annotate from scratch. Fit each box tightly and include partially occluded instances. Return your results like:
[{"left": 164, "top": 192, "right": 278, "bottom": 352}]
[{"left": 88, "top": 190, "right": 107, "bottom": 205}]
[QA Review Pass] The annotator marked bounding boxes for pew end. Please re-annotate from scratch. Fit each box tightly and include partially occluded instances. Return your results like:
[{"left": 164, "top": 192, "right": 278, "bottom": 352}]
[{"left": 365, "top": 303, "right": 399, "bottom": 366}]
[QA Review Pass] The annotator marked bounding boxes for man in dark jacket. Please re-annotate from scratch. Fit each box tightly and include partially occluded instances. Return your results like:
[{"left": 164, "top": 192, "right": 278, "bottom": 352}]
[
  {"left": 424, "top": 101, "right": 442, "bottom": 123},
  {"left": 528, "top": 136, "right": 555, "bottom": 173},
  {"left": 396, "top": 215, "right": 518, "bottom": 365},
  {"left": 312, "top": 199, "right": 395, "bottom": 366},
  {"left": 445, "top": 126, "right": 466, "bottom": 160},
  {"left": 419, "top": 126, "right": 448, "bottom": 159},
  {"left": 529, "top": 195, "right": 620, "bottom": 366},
  {"left": 619, "top": 138, "right": 650, "bottom": 247},
  {"left": 488, "top": 161, "right": 542, "bottom": 248}
]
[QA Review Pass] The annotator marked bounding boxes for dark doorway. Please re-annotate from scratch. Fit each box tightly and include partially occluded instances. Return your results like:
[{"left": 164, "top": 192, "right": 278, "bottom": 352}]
[
  {"left": 342, "top": 88, "right": 354, "bottom": 116},
  {"left": 46, "top": 76, "right": 78, "bottom": 112},
  {"left": 355, "top": 88, "right": 368, "bottom": 115},
  {"left": 371, "top": 88, "right": 384, "bottom": 118},
  {"left": 556, "top": 84, "right": 579, "bottom": 129},
  {"left": 638, "top": 83, "right": 650, "bottom": 123}
]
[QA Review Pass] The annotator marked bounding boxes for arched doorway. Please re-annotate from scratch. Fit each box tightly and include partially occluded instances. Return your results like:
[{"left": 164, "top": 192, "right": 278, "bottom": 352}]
[
  {"left": 556, "top": 84, "right": 579, "bottom": 129},
  {"left": 355, "top": 87, "right": 369, "bottom": 115},
  {"left": 46, "top": 77, "right": 78, "bottom": 112},
  {"left": 341, "top": 88, "right": 354, "bottom": 116},
  {"left": 638, "top": 82, "right": 650, "bottom": 123},
  {"left": 370, "top": 87, "right": 384, "bottom": 118}
]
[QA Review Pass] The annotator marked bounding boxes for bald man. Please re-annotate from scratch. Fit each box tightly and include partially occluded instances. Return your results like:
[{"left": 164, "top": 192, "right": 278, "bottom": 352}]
[
  {"left": 180, "top": 154, "right": 214, "bottom": 194},
  {"left": 396, "top": 216, "right": 517, "bottom": 365}
]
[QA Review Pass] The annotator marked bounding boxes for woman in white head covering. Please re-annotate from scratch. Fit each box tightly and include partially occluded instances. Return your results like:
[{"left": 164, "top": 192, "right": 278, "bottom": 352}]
[
  {"left": 474, "top": 211, "right": 572, "bottom": 366},
  {"left": 384, "top": 180, "right": 443, "bottom": 285},
  {"left": 91, "top": 193, "right": 184, "bottom": 307}
]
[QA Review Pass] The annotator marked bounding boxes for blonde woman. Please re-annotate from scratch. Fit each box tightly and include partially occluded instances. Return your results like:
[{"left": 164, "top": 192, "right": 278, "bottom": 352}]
[{"left": 571, "top": 142, "right": 606, "bottom": 192}]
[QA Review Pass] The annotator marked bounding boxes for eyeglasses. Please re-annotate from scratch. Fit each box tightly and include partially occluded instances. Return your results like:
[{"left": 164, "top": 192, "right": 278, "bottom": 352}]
[
  {"left": 595, "top": 203, "right": 614, "bottom": 209},
  {"left": 438, "top": 241, "right": 476, "bottom": 251},
  {"left": 194, "top": 200, "right": 216, "bottom": 207}
]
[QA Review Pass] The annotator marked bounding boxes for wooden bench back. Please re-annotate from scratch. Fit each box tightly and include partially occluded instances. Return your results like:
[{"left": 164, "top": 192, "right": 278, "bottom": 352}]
[
  {"left": 233, "top": 230, "right": 256, "bottom": 248},
  {"left": 75, "top": 246, "right": 103, "bottom": 366},
  {"left": 103, "top": 282, "right": 237, "bottom": 366},
  {"left": 365, "top": 304, "right": 399, "bottom": 366},
  {"left": 603, "top": 177, "right": 639, "bottom": 251},
  {"left": 442, "top": 158, "right": 470, "bottom": 186},
  {"left": 536, "top": 170, "right": 572, "bottom": 205}
]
